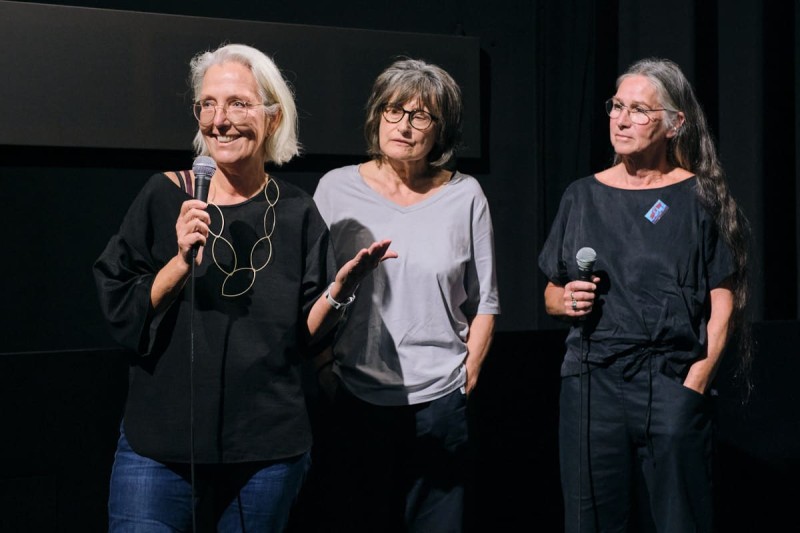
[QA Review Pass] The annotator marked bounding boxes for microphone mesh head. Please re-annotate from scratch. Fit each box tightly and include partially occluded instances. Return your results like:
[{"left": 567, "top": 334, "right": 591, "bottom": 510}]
[
  {"left": 576, "top": 247, "right": 597, "bottom": 269},
  {"left": 192, "top": 156, "right": 216, "bottom": 178}
]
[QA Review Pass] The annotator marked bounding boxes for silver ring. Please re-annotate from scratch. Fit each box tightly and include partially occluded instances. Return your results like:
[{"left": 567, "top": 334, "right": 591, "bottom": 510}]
[
  {"left": 570, "top": 291, "right": 574, "bottom": 300},
  {"left": 571, "top": 299, "right": 577, "bottom": 311}
]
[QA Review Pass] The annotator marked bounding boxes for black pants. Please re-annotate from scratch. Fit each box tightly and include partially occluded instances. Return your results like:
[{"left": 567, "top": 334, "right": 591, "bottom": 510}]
[
  {"left": 318, "top": 385, "right": 470, "bottom": 533},
  {"left": 559, "top": 354, "right": 713, "bottom": 533}
]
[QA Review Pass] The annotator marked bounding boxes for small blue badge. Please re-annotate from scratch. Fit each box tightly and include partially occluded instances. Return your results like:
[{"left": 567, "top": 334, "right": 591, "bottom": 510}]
[{"left": 645, "top": 199, "right": 669, "bottom": 224}]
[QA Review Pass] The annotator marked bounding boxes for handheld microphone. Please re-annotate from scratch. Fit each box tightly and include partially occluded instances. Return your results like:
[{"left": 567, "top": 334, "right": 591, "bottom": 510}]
[
  {"left": 576, "top": 247, "right": 597, "bottom": 282},
  {"left": 191, "top": 157, "right": 216, "bottom": 259},
  {"left": 192, "top": 156, "right": 216, "bottom": 202},
  {"left": 575, "top": 247, "right": 597, "bottom": 327}
]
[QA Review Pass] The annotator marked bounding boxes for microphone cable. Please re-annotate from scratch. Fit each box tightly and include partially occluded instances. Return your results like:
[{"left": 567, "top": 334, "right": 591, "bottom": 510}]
[
  {"left": 187, "top": 156, "right": 214, "bottom": 533},
  {"left": 577, "top": 323, "right": 590, "bottom": 533},
  {"left": 190, "top": 254, "right": 198, "bottom": 533},
  {"left": 573, "top": 246, "right": 596, "bottom": 531}
]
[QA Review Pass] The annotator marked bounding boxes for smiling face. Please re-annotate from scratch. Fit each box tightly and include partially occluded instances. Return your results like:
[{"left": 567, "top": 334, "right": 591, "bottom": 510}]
[
  {"left": 378, "top": 97, "right": 438, "bottom": 165},
  {"left": 197, "top": 62, "right": 273, "bottom": 172},
  {"left": 609, "top": 75, "right": 675, "bottom": 159}
]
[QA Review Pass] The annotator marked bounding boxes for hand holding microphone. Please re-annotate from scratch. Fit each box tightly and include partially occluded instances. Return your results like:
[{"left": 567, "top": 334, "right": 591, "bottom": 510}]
[
  {"left": 184, "top": 156, "right": 216, "bottom": 262},
  {"left": 568, "top": 247, "right": 597, "bottom": 318}
]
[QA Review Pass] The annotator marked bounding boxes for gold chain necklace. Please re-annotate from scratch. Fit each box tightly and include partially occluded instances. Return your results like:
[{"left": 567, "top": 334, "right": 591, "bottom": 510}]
[{"left": 208, "top": 177, "right": 280, "bottom": 297}]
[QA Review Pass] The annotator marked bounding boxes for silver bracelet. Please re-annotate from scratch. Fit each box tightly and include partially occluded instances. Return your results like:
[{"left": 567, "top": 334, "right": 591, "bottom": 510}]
[{"left": 325, "top": 283, "right": 356, "bottom": 310}]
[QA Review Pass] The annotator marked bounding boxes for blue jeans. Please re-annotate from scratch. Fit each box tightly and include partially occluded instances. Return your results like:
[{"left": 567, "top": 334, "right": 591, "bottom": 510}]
[{"left": 108, "top": 426, "right": 310, "bottom": 532}]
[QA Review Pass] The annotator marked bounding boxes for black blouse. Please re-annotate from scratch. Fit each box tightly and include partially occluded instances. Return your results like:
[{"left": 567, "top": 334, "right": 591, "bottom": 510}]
[
  {"left": 538, "top": 175, "right": 735, "bottom": 377},
  {"left": 93, "top": 173, "right": 336, "bottom": 463}
]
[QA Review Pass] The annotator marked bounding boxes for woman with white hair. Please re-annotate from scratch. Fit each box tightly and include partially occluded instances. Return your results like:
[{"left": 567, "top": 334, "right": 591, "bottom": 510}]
[{"left": 94, "top": 43, "right": 394, "bottom": 531}]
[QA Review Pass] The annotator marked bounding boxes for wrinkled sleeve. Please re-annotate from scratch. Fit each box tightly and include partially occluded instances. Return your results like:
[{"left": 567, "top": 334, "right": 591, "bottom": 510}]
[
  {"left": 538, "top": 188, "right": 574, "bottom": 286},
  {"left": 92, "top": 176, "right": 174, "bottom": 356},
  {"left": 464, "top": 186, "right": 501, "bottom": 317},
  {"left": 299, "top": 201, "right": 338, "bottom": 352}
]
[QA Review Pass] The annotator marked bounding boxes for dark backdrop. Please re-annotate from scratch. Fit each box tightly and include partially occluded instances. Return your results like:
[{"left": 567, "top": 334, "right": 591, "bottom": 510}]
[{"left": 0, "top": 0, "right": 797, "bottom": 531}]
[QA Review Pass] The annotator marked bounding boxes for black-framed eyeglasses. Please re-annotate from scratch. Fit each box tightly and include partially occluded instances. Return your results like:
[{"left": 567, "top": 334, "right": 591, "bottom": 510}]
[
  {"left": 605, "top": 98, "right": 672, "bottom": 125},
  {"left": 193, "top": 100, "right": 265, "bottom": 125},
  {"left": 382, "top": 105, "right": 438, "bottom": 131}
]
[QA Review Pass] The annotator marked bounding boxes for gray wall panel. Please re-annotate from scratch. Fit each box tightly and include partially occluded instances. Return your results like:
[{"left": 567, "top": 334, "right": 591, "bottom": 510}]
[{"left": 0, "top": 2, "right": 481, "bottom": 156}]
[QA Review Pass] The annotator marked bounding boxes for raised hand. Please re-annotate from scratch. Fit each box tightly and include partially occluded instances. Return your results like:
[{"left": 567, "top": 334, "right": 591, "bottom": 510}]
[{"left": 334, "top": 239, "right": 398, "bottom": 293}]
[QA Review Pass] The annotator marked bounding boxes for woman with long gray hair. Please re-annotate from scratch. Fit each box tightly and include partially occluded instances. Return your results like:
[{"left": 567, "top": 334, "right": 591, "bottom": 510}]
[{"left": 539, "top": 57, "right": 751, "bottom": 532}]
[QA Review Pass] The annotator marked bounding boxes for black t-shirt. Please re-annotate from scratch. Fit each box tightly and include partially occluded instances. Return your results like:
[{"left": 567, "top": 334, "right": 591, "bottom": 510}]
[
  {"left": 94, "top": 173, "right": 336, "bottom": 463},
  {"left": 538, "top": 175, "right": 734, "bottom": 376}
]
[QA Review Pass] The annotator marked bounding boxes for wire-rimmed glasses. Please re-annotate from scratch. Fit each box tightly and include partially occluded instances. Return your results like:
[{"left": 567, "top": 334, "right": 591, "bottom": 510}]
[
  {"left": 605, "top": 98, "right": 672, "bottom": 125},
  {"left": 193, "top": 100, "right": 264, "bottom": 126}
]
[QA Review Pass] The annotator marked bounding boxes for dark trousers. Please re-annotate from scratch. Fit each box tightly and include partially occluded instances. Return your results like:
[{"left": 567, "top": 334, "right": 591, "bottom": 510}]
[
  {"left": 559, "top": 354, "right": 713, "bottom": 533},
  {"left": 319, "top": 385, "right": 470, "bottom": 533}
]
